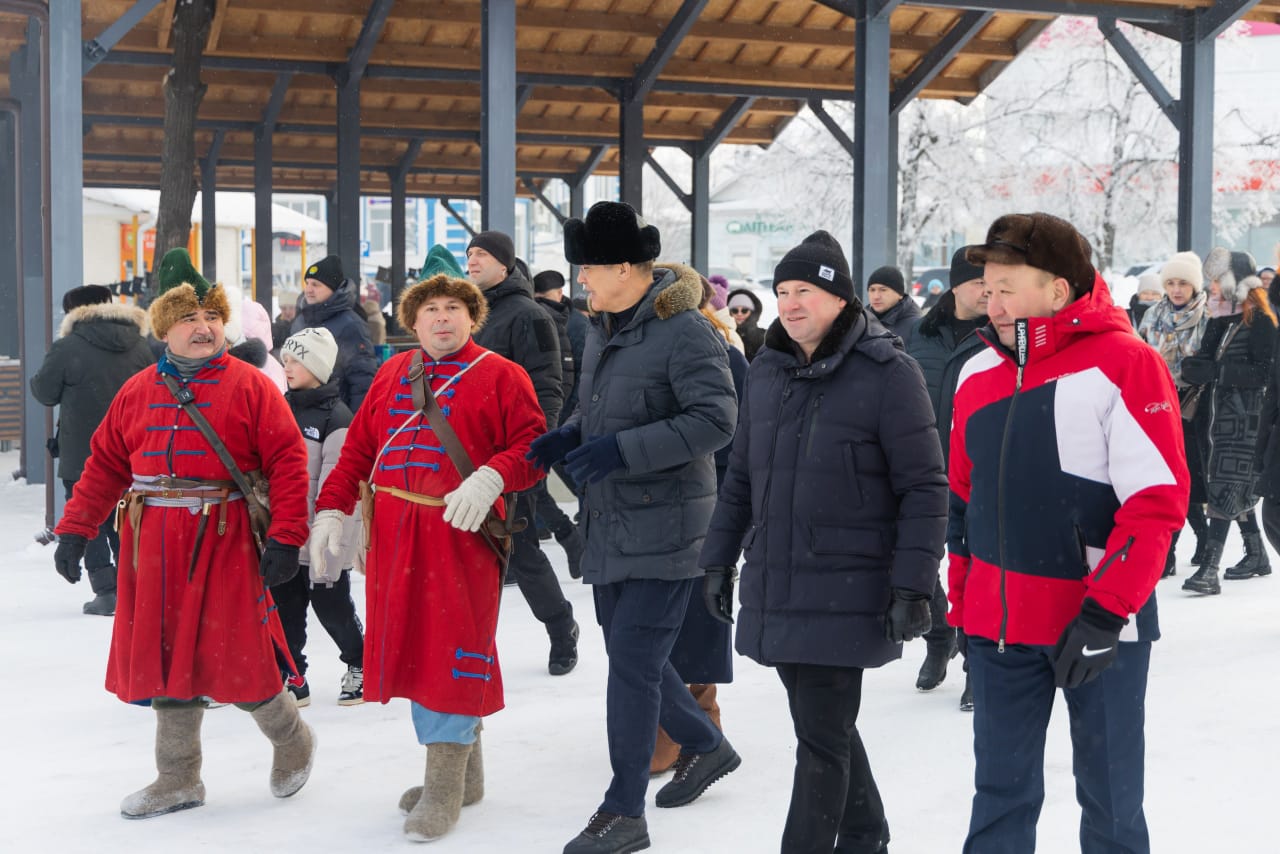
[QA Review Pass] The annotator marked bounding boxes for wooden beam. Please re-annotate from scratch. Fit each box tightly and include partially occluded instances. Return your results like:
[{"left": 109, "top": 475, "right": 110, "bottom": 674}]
[
  {"left": 206, "top": 0, "right": 230, "bottom": 52},
  {"left": 156, "top": 0, "right": 176, "bottom": 50}
]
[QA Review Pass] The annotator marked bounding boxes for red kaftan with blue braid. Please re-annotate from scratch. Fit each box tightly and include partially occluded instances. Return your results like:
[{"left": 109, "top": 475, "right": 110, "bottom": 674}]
[
  {"left": 56, "top": 352, "right": 310, "bottom": 704},
  {"left": 316, "top": 338, "right": 545, "bottom": 716}
]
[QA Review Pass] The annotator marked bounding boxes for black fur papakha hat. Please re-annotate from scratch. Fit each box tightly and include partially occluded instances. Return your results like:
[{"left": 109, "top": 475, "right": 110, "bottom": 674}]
[{"left": 563, "top": 201, "right": 661, "bottom": 265}]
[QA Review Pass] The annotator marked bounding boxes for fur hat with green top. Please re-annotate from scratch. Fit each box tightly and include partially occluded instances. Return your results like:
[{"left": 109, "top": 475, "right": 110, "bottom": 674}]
[{"left": 149, "top": 247, "right": 231, "bottom": 339}]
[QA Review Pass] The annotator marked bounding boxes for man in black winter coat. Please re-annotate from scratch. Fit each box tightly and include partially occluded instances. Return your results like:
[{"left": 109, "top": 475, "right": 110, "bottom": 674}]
[
  {"left": 866, "top": 264, "right": 923, "bottom": 344},
  {"left": 467, "top": 232, "right": 578, "bottom": 676},
  {"left": 906, "top": 247, "right": 989, "bottom": 710},
  {"left": 291, "top": 255, "right": 378, "bottom": 413},
  {"left": 31, "top": 285, "right": 156, "bottom": 616},
  {"left": 700, "top": 231, "right": 947, "bottom": 854},
  {"left": 529, "top": 203, "right": 740, "bottom": 854}
]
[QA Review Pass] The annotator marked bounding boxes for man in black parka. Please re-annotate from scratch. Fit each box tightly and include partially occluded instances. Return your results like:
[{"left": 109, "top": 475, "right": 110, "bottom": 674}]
[
  {"left": 291, "top": 255, "right": 378, "bottom": 413},
  {"left": 700, "top": 231, "right": 948, "bottom": 854},
  {"left": 467, "top": 232, "right": 578, "bottom": 676},
  {"left": 31, "top": 284, "right": 155, "bottom": 616},
  {"left": 906, "top": 246, "right": 989, "bottom": 710}
]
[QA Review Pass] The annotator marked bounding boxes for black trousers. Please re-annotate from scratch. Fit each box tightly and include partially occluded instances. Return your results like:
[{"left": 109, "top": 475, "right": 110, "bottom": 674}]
[
  {"left": 530, "top": 477, "right": 575, "bottom": 539},
  {"left": 595, "top": 577, "right": 721, "bottom": 817},
  {"left": 922, "top": 572, "right": 954, "bottom": 650},
  {"left": 271, "top": 569, "right": 364, "bottom": 677},
  {"left": 508, "top": 491, "right": 573, "bottom": 631},
  {"left": 776, "top": 663, "right": 888, "bottom": 854}
]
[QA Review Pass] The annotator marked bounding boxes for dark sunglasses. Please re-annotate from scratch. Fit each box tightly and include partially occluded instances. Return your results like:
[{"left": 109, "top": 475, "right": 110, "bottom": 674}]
[{"left": 728, "top": 307, "right": 752, "bottom": 315}]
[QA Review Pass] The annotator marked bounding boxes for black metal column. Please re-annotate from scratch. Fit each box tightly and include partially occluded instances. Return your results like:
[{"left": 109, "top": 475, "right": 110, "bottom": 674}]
[
  {"left": 853, "top": 5, "right": 893, "bottom": 294},
  {"left": 326, "top": 186, "right": 339, "bottom": 257},
  {"left": 690, "top": 152, "right": 711, "bottom": 273},
  {"left": 11, "top": 28, "right": 47, "bottom": 486},
  {"left": 0, "top": 110, "right": 18, "bottom": 363},
  {"left": 618, "top": 96, "right": 644, "bottom": 211},
  {"left": 1177, "top": 13, "right": 1214, "bottom": 253},
  {"left": 253, "top": 126, "right": 273, "bottom": 315},
  {"left": 480, "top": 0, "right": 516, "bottom": 234},
  {"left": 391, "top": 170, "right": 407, "bottom": 305},
  {"left": 335, "top": 76, "right": 361, "bottom": 281},
  {"left": 49, "top": 0, "right": 82, "bottom": 309}
]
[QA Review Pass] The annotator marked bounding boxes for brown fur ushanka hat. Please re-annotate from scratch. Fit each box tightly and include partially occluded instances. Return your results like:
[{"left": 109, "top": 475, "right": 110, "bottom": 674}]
[
  {"left": 149, "top": 248, "right": 231, "bottom": 339},
  {"left": 397, "top": 274, "right": 489, "bottom": 333}
]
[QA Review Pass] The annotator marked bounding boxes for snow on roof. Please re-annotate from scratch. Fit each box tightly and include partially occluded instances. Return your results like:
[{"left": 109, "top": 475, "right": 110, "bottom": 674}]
[{"left": 81, "top": 189, "right": 327, "bottom": 234}]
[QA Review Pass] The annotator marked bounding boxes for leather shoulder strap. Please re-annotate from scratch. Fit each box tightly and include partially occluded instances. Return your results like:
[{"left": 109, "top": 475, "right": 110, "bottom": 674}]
[{"left": 408, "top": 349, "right": 474, "bottom": 479}]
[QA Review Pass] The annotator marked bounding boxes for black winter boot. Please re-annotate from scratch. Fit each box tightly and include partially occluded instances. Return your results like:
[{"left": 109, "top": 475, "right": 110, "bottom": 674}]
[
  {"left": 548, "top": 612, "right": 580, "bottom": 676},
  {"left": 1188, "top": 505, "right": 1208, "bottom": 565},
  {"left": 1182, "top": 538, "right": 1223, "bottom": 595},
  {"left": 563, "top": 811, "right": 650, "bottom": 853},
  {"left": 1161, "top": 530, "right": 1179, "bottom": 579},
  {"left": 1224, "top": 531, "right": 1272, "bottom": 580},
  {"left": 84, "top": 565, "right": 118, "bottom": 616},
  {"left": 654, "top": 736, "right": 741, "bottom": 808},
  {"left": 916, "top": 637, "right": 958, "bottom": 691}
]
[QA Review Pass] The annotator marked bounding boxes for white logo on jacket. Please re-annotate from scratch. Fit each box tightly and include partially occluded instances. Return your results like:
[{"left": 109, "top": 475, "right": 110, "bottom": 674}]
[
  {"left": 304, "top": 426, "right": 321, "bottom": 440},
  {"left": 1144, "top": 401, "right": 1172, "bottom": 414}
]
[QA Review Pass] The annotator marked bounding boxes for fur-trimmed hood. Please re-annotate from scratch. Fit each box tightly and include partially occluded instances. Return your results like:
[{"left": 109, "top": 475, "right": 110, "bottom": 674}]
[
  {"left": 652, "top": 262, "right": 705, "bottom": 320},
  {"left": 58, "top": 301, "right": 150, "bottom": 346}
]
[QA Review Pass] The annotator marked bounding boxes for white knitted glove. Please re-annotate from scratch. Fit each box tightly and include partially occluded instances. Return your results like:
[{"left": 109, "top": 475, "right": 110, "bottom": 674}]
[
  {"left": 443, "top": 466, "right": 504, "bottom": 533},
  {"left": 308, "top": 509, "right": 347, "bottom": 573}
]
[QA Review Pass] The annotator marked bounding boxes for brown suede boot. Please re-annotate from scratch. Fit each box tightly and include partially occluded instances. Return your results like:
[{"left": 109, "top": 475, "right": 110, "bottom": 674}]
[
  {"left": 404, "top": 742, "right": 471, "bottom": 842},
  {"left": 121, "top": 704, "right": 206, "bottom": 819},
  {"left": 399, "top": 732, "right": 485, "bottom": 813},
  {"left": 249, "top": 690, "right": 317, "bottom": 798},
  {"left": 651, "top": 685, "right": 721, "bottom": 775},
  {"left": 691, "top": 683, "right": 721, "bottom": 729},
  {"left": 650, "top": 726, "right": 681, "bottom": 776}
]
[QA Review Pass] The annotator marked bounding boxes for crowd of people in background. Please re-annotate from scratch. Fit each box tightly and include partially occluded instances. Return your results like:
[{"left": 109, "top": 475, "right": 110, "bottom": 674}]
[{"left": 35, "top": 204, "right": 1280, "bottom": 853}]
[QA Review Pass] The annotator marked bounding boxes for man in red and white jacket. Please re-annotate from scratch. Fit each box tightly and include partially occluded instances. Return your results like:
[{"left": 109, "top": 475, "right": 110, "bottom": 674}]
[{"left": 948, "top": 213, "right": 1189, "bottom": 854}]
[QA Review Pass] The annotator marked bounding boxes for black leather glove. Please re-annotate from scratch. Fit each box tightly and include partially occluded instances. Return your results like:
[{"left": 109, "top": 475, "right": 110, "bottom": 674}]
[
  {"left": 703, "top": 566, "right": 737, "bottom": 625},
  {"left": 260, "top": 538, "right": 301, "bottom": 587},
  {"left": 54, "top": 534, "right": 89, "bottom": 584},
  {"left": 1052, "top": 598, "right": 1127, "bottom": 689},
  {"left": 956, "top": 629, "right": 968, "bottom": 659},
  {"left": 884, "top": 587, "right": 932, "bottom": 643}
]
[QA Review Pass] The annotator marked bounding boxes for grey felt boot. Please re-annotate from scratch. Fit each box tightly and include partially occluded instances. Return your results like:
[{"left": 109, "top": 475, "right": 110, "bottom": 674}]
[
  {"left": 249, "top": 690, "right": 316, "bottom": 797},
  {"left": 398, "top": 731, "right": 485, "bottom": 814},
  {"left": 404, "top": 742, "right": 471, "bottom": 842},
  {"left": 121, "top": 704, "right": 206, "bottom": 819}
]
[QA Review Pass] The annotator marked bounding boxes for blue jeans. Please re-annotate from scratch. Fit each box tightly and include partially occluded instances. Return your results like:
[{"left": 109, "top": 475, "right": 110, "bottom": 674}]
[
  {"left": 411, "top": 702, "right": 480, "bottom": 745},
  {"left": 594, "top": 577, "right": 722, "bottom": 817},
  {"left": 964, "top": 637, "right": 1151, "bottom": 854}
]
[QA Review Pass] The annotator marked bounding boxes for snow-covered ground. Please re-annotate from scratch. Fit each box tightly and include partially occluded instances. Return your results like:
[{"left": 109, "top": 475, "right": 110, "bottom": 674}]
[{"left": 2, "top": 448, "right": 1272, "bottom": 853}]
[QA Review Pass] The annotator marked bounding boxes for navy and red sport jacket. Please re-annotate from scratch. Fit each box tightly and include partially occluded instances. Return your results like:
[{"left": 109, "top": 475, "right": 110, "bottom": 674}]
[{"left": 947, "top": 274, "right": 1190, "bottom": 646}]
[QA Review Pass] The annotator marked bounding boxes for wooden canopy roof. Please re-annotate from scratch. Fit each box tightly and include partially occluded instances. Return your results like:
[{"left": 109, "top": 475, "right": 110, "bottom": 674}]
[{"left": 4, "top": 0, "right": 1280, "bottom": 198}]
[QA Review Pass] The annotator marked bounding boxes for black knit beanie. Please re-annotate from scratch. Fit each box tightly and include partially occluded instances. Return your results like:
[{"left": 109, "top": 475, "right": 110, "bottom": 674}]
[
  {"left": 772, "top": 230, "right": 854, "bottom": 301},
  {"left": 533, "top": 270, "right": 566, "bottom": 293},
  {"left": 867, "top": 265, "right": 905, "bottom": 296},
  {"left": 305, "top": 255, "right": 345, "bottom": 291},
  {"left": 949, "top": 247, "right": 984, "bottom": 289},
  {"left": 467, "top": 231, "right": 516, "bottom": 272}
]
